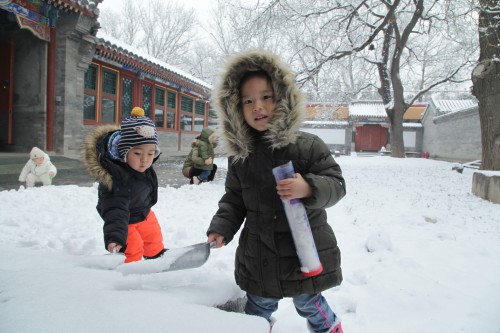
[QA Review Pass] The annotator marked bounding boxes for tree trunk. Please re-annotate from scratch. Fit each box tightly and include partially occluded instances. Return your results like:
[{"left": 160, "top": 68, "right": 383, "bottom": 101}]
[
  {"left": 472, "top": 59, "right": 500, "bottom": 170},
  {"left": 390, "top": 104, "right": 406, "bottom": 158},
  {"left": 472, "top": 0, "right": 500, "bottom": 170},
  {"left": 389, "top": 30, "right": 407, "bottom": 158}
]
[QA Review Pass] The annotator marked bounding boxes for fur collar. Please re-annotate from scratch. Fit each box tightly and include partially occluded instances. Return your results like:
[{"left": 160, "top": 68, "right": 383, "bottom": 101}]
[
  {"left": 82, "top": 125, "right": 120, "bottom": 190},
  {"left": 211, "top": 50, "right": 305, "bottom": 161}
]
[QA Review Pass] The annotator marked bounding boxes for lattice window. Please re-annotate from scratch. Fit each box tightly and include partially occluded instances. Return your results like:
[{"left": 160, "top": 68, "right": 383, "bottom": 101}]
[
  {"left": 121, "top": 77, "right": 133, "bottom": 119},
  {"left": 83, "top": 95, "right": 96, "bottom": 121},
  {"left": 195, "top": 100, "right": 205, "bottom": 116},
  {"left": 155, "top": 87, "right": 165, "bottom": 106},
  {"left": 83, "top": 64, "right": 98, "bottom": 121},
  {"left": 142, "top": 84, "right": 152, "bottom": 118},
  {"left": 166, "top": 90, "right": 177, "bottom": 129},
  {"left": 154, "top": 87, "right": 166, "bottom": 128},
  {"left": 100, "top": 68, "right": 118, "bottom": 123},
  {"left": 84, "top": 64, "right": 97, "bottom": 91},
  {"left": 102, "top": 70, "right": 117, "bottom": 95},
  {"left": 167, "top": 91, "right": 176, "bottom": 110},
  {"left": 181, "top": 95, "right": 193, "bottom": 112}
]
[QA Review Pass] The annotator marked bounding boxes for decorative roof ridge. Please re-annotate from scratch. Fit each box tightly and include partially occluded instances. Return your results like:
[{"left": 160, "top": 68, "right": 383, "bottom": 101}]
[
  {"left": 48, "top": 0, "right": 101, "bottom": 17},
  {"left": 95, "top": 32, "right": 212, "bottom": 92}
]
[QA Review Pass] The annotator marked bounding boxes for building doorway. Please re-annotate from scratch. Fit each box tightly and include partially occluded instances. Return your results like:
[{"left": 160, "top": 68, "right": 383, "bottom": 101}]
[
  {"left": 355, "top": 124, "right": 388, "bottom": 152},
  {"left": 0, "top": 37, "right": 14, "bottom": 146}
]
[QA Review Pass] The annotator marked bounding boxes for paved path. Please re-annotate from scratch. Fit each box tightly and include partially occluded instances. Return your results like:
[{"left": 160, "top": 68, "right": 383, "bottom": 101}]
[{"left": 0, "top": 153, "right": 226, "bottom": 191}]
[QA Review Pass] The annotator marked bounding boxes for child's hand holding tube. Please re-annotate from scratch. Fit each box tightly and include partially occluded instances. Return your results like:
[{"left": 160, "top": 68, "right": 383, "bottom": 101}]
[{"left": 276, "top": 173, "right": 312, "bottom": 201}]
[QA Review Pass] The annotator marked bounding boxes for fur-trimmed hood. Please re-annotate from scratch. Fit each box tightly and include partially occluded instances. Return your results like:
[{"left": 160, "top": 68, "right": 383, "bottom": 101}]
[
  {"left": 211, "top": 50, "right": 305, "bottom": 160},
  {"left": 82, "top": 124, "right": 120, "bottom": 190}
]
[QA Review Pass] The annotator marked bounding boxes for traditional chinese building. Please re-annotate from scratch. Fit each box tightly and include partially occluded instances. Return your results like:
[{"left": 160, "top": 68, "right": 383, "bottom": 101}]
[
  {"left": 0, "top": 0, "right": 212, "bottom": 156},
  {"left": 349, "top": 101, "right": 426, "bottom": 153},
  {"left": 301, "top": 102, "right": 351, "bottom": 154}
]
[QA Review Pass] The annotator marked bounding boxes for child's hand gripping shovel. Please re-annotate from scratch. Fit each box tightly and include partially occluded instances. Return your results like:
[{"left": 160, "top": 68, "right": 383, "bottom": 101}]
[{"left": 116, "top": 242, "right": 217, "bottom": 275}]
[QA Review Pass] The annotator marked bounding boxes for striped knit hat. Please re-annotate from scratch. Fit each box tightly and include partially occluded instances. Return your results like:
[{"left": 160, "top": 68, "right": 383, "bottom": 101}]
[{"left": 118, "top": 107, "right": 158, "bottom": 161}]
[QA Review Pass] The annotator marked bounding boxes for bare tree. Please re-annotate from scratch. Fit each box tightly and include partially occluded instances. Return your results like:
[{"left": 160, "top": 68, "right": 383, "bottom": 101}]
[
  {"left": 98, "top": 7, "right": 120, "bottom": 37},
  {"left": 218, "top": 0, "right": 478, "bottom": 157},
  {"left": 98, "top": 0, "right": 197, "bottom": 67},
  {"left": 119, "top": 0, "right": 142, "bottom": 46},
  {"left": 138, "top": 0, "right": 197, "bottom": 65},
  {"left": 199, "top": 0, "right": 293, "bottom": 83},
  {"left": 98, "top": 0, "right": 142, "bottom": 46},
  {"left": 206, "top": 0, "right": 286, "bottom": 55},
  {"left": 205, "top": 0, "right": 236, "bottom": 56},
  {"left": 183, "top": 42, "right": 221, "bottom": 86},
  {"left": 472, "top": 0, "right": 500, "bottom": 170},
  {"left": 310, "top": 0, "right": 476, "bottom": 157}
]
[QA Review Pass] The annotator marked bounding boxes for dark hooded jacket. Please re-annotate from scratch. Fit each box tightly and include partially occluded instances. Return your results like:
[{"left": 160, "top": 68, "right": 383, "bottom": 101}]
[
  {"left": 206, "top": 50, "right": 346, "bottom": 298},
  {"left": 82, "top": 125, "right": 159, "bottom": 251}
]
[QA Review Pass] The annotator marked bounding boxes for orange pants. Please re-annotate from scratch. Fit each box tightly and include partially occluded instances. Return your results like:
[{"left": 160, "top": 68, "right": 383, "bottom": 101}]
[{"left": 124, "top": 210, "right": 164, "bottom": 263}]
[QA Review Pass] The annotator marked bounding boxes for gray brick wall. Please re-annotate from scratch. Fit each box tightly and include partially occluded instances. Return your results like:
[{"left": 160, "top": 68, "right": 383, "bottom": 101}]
[
  {"left": 54, "top": 13, "right": 95, "bottom": 156},
  {"left": 422, "top": 107, "right": 481, "bottom": 162}
]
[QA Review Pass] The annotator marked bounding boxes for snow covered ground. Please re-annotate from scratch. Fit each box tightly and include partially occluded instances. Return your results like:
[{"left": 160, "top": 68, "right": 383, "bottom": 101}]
[{"left": 0, "top": 156, "right": 499, "bottom": 333}]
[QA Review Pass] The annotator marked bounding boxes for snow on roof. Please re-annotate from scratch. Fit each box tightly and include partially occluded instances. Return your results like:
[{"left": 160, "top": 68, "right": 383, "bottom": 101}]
[
  {"left": 96, "top": 32, "right": 212, "bottom": 90},
  {"left": 432, "top": 98, "right": 477, "bottom": 114},
  {"left": 302, "top": 120, "right": 349, "bottom": 126},
  {"left": 403, "top": 122, "right": 422, "bottom": 128},
  {"left": 349, "top": 101, "right": 388, "bottom": 118}
]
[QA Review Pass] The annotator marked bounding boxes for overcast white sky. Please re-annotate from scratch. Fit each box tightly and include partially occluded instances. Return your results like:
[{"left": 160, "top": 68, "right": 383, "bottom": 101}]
[{"left": 98, "top": 0, "right": 214, "bottom": 19}]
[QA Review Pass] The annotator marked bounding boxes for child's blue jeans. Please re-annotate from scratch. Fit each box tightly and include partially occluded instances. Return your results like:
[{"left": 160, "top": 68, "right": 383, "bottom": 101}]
[
  {"left": 198, "top": 170, "right": 211, "bottom": 181},
  {"left": 245, "top": 292, "right": 337, "bottom": 333}
]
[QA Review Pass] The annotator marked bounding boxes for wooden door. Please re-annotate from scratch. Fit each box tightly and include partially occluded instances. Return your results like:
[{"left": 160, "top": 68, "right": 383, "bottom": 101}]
[
  {"left": 355, "top": 124, "right": 388, "bottom": 151},
  {"left": 0, "top": 38, "right": 14, "bottom": 145}
]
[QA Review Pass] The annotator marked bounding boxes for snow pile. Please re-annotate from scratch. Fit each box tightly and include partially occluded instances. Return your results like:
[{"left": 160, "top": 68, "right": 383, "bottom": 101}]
[{"left": 0, "top": 156, "right": 499, "bottom": 333}]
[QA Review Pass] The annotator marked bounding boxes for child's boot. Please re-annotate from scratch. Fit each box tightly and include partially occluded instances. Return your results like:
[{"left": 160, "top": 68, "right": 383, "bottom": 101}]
[
  {"left": 269, "top": 316, "right": 277, "bottom": 333},
  {"left": 307, "top": 316, "right": 343, "bottom": 333},
  {"left": 143, "top": 248, "right": 167, "bottom": 260},
  {"left": 327, "top": 321, "right": 343, "bottom": 333}
]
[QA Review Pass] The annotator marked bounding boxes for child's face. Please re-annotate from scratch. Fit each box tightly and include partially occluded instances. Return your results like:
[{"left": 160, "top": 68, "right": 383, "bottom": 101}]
[
  {"left": 241, "top": 76, "right": 276, "bottom": 132},
  {"left": 33, "top": 157, "right": 44, "bottom": 165},
  {"left": 126, "top": 144, "right": 157, "bottom": 173}
]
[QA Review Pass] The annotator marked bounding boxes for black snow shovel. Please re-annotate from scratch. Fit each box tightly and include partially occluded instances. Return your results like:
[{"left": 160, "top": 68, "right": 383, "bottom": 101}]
[{"left": 116, "top": 242, "right": 217, "bottom": 275}]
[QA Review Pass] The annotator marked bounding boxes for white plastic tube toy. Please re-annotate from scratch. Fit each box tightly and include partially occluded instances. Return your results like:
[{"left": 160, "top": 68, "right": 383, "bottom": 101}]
[{"left": 272, "top": 161, "right": 323, "bottom": 277}]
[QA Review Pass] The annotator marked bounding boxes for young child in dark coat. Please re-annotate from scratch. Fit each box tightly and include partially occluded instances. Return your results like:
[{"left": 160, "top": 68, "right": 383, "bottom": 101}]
[
  {"left": 83, "top": 107, "right": 166, "bottom": 263},
  {"left": 206, "top": 50, "right": 346, "bottom": 333}
]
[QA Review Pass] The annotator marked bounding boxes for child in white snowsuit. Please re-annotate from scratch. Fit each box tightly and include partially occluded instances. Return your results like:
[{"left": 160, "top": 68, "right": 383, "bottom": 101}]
[{"left": 18, "top": 147, "right": 57, "bottom": 187}]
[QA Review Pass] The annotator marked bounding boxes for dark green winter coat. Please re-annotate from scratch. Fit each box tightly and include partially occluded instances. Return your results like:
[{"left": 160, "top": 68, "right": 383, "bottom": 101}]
[
  {"left": 193, "top": 127, "right": 215, "bottom": 171},
  {"left": 182, "top": 139, "right": 204, "bottom": 177},
  {"left": 207, "top": 50, "right": 346, "bottom": 298}
]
